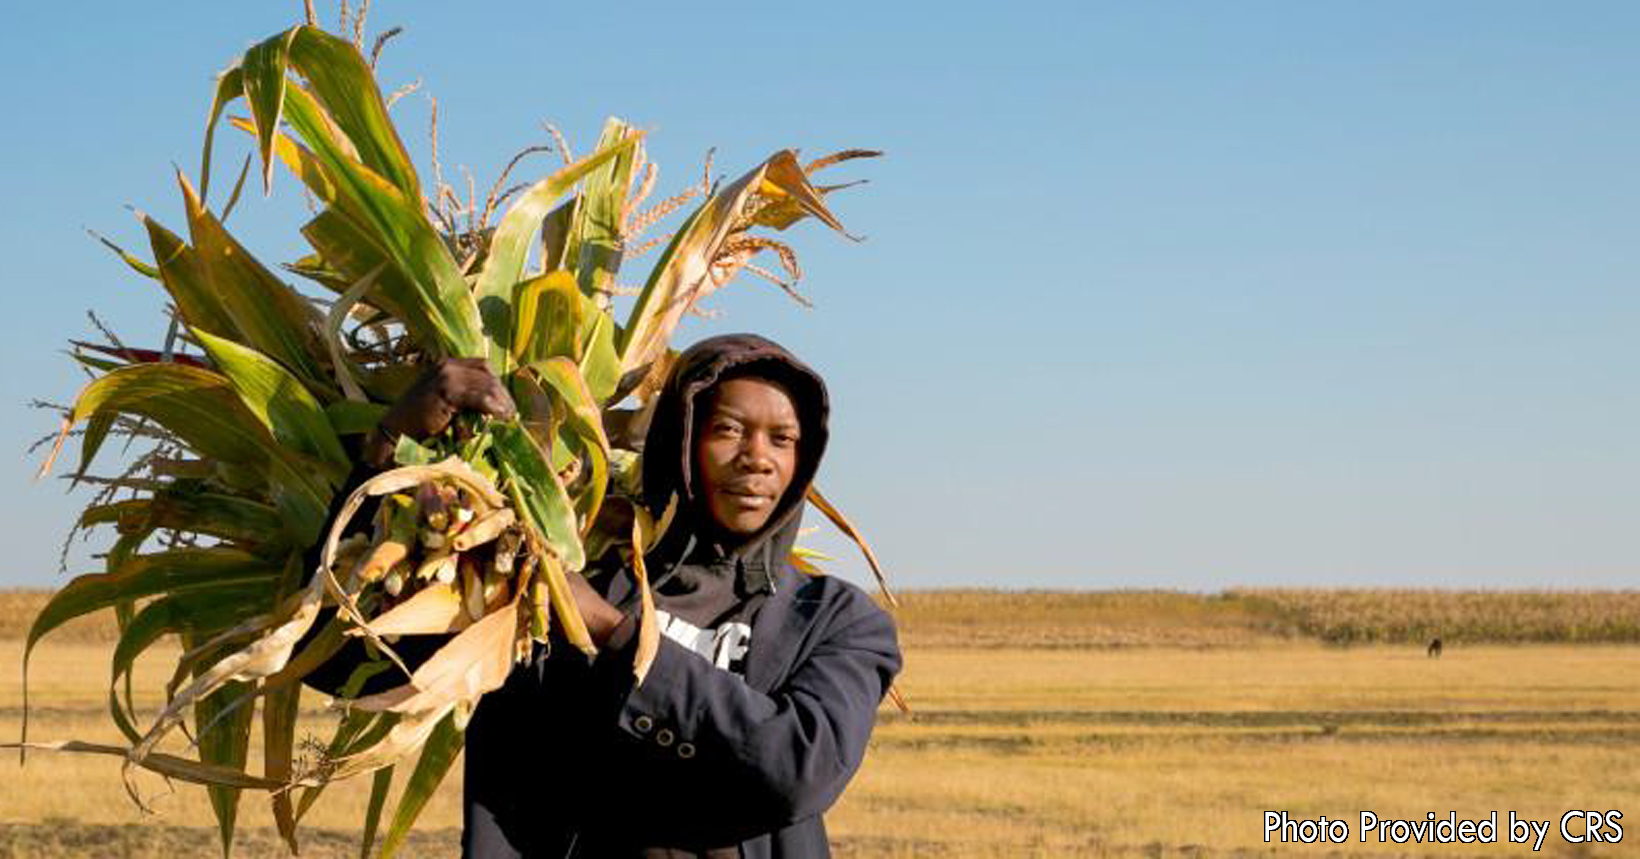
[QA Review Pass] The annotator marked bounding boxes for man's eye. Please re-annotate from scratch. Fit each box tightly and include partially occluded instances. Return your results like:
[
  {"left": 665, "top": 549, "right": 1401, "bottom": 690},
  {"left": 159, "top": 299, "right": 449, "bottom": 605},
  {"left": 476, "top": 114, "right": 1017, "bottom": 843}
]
[
  {"left": 773, "top": 433, "right": 799, "bottom": 447},
  {"left": 712, "top": 421, "right": 742, "bottom": 437}
]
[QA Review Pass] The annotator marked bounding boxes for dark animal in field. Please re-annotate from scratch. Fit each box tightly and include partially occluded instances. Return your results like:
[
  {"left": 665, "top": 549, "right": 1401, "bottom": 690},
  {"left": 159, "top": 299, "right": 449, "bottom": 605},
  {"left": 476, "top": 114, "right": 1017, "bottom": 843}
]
[{"left": 1427, "top": 637, "right": 1442, "bottom": 659}]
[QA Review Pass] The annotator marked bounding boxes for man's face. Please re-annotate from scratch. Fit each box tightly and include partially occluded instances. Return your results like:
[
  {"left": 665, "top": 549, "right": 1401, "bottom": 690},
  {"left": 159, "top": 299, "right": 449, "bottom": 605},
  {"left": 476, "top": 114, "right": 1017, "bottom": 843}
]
[{"left": 694, "top": 377, "right": 801, "bottom": 537}]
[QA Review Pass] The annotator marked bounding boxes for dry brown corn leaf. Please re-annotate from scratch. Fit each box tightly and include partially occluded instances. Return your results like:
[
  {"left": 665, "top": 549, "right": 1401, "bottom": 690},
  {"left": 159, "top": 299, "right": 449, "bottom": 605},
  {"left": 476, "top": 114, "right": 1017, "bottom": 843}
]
[
  {"left": 307, "top": 703, "right": 454, "bottom": 783},
  {"left": 5, "top": 740, "right": 285, "bottom": 790},
  {"left": 347, "top": 592, "right": 520, "bottom": 715},
  {"left": 359, "top": 582, "right": 471, "bottom": 636},
  {"left": 629, "top": 506, "right": 661, "bottom": 685},
  {"left": 128, "top": 573, "right": 329, "bottom": 791}
]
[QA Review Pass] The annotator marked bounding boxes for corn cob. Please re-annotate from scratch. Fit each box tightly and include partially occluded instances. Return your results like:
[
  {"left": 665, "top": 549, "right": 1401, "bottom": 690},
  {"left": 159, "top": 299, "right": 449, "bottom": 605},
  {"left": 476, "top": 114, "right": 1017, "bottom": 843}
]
[
  {"left": 355, "top": 494, "right": 419, "bottom": 583},
  {"left": 519, "top": 554, "right": 548, "bottom": 645},
  {"left": 492, "top": 528, "right": 521, "bottom": 575},
  {"left": 483, "top": 565, "right": 509, "bottom": 609},
  {"left": 416, "top": 550, "right": 457, "bottom": 583},
  {"left": 462, "top": 556, "right": 486, "bottom": 622},
  {"left": 452, "top": 508, "right": 516, "bottom": 552},
  {"left": 383, "top": 564, "right": 407, "bottom": 597},
  {"left": 435, "top": 555, "right": 459, "bottom": 585}
]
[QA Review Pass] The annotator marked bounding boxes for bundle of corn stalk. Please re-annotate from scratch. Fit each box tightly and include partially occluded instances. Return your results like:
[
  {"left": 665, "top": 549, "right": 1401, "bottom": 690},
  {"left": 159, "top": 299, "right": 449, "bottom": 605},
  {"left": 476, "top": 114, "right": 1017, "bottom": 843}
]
[{"left": 10, "top": 8, "right": 892, "bottom": 857}]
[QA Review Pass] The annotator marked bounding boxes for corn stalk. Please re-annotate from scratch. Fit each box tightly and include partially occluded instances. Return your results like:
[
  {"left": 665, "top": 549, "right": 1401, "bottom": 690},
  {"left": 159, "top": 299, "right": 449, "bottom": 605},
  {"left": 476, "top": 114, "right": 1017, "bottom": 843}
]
[{"left": 9, "top": 12, "right": 887, "bottom": 858}]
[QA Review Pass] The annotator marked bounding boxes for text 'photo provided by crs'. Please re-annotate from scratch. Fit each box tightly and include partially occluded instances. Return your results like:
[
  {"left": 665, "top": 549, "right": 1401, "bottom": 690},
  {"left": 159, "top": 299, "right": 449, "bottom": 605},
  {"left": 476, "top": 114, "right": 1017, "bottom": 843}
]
[{"left": 1266, "top": 810, "right": 1624, "bottom": 851}]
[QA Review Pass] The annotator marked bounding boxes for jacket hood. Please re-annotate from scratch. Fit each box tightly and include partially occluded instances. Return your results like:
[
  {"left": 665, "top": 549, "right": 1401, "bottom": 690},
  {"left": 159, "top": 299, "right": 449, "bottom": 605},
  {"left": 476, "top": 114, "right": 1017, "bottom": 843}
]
[{"left": 641, "top": 333, "right": 830, "bottom": 564}]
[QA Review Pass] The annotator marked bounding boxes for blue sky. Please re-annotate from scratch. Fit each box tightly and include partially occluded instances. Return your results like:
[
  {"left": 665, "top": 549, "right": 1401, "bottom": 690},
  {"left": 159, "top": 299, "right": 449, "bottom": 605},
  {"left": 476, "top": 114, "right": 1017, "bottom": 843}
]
[{"left": 1, "top": 2, "right": 1635, "bottom": 590}]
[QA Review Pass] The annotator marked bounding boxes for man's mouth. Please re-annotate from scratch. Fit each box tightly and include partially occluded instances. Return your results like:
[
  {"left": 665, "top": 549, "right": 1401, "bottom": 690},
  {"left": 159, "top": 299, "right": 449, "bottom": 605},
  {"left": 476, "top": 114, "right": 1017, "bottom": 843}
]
[{"left": 723, "top": 487, "right": 773, "bottom": 508}]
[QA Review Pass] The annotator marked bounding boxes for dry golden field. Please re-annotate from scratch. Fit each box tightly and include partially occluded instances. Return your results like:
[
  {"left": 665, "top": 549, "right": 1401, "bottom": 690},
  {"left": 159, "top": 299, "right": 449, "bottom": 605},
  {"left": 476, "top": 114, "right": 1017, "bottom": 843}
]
[{"left": 2, "top": 588, "right": 1637, "bottom": 857}]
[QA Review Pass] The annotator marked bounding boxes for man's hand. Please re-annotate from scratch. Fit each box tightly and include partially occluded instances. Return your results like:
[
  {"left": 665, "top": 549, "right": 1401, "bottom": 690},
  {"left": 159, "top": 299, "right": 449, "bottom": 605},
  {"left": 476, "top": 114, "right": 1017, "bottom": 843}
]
[
  {"left": 565, "top": 571, "right": 629, "bottom": 648},
  {"left": 363, "top": 358, "right": 517, "bottom": 468}
]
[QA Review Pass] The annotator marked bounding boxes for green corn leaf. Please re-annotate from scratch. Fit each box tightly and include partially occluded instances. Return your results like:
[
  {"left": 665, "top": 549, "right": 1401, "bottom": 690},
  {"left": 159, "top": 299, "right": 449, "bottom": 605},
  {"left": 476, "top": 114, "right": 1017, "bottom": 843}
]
[
  {"left": 579, "top": 311, "right": 620, "bottom": 404},
  {"left": 239, "top": 117, "right": 344, "bottom": 212},
  {"left": 67, "top": 352, "right": 123, "bottom": 374},
  {"left": 63, "top": 361, "right": 332, "bottom": 542},
  {"left": 206, "top": 26, "right": 420, "bottom": 204},
  {"left": 240, "top": 26, "right": 299, "bottom": 195},
  {"left": 194, "top": 677, "right": 256, "bottom": 857},
  {"left": 88, "top": 228, "right": 160, "bottom": 279},
  {"left": 533, "top": 359, "right": 610, "bottom": 453},
  {"left": 265, "top": 681, "right": 303, "bottom": 853},
  {"left": 112, "top": 596, "right": 137, "bottom": 742},
  {"left": 142, "top": 213, "right": 241, "bottom": 344},
  {"left": 361, "top": 766, "right": 395, "bottom": 859},
  {"left": 570, "top": 118, "right": 640, "bottom": 300},
  {"left": 326, "top": 399, "right": 389, "bottom": 436},
  {"left": 533, "top": 358, "right": 612, "bottom": 532},
  {"left": 153, "top": 492, "right": 286, "bottom": 544},
  {"left": 343, "top": 709, "right": 402, "bottom": 758},
  {"left": 81, "top": 489, "right": 288, "bottom": 550},
  {"left": 492, "top": 420, "right": 585, "bottom": 571},
  {"left": 179, "top": 172, "right": 335, "bottom": 398},
  {"left": 264, "top": 550, "right": 307, "bottom": 853},
  {"left": 540, "top": 196, "right": 578, "bottom": 273},
  {"left": 392, "top": 435, "right": 443, "bottom": 467},
  {"left": 511, "top": 273, "right": 619, "bottom": 403},
  {"left": 266, "top": 455, "right": 332, "bottom": 547},
  {"left": 474, "top": 132, "right": 644, "bottom": 370},
  {"left": 286, "top": 26, "right": 421, "bottom": 201},
  {"left": 108, "top": 582, "right": 273, "bottom": 745},
  {"left": 380, "top": 712, "right": 463, "bottom": 858},
  {"left": 359, "top": 364, "right": 422, "bottom": 404},
  {"left": 300, "top": 208, "right": 426, "bottom": 339},
  {"left": 193, "top": 329, "right": 349, "bottom": 474},
  {"left": 509, "top": 371, "right": 559, "bottom": 477},
  {"left": 284, "top": 250, "right": 351, "bottom": 294},
  {"left": 549, "top": 433, "right": 577, "bottom": 474},
  {"left": 512, "top": 271, "right": 586, "bottom": 366},
  {"left": 293, "top": 662, "right": 393, "bottom": 824},
  {"left": 572, "top": 436, "right": 609, "bottom": 534},
  {"left": 199, "top": 65, "right": 244, "bottom": 203},
  {"left": 104, "top": 530, "right": 149, "bottom": 584},
  {"left": 66, "top": 363, "right": 273, "bottom": 476},
  {"left": 29, "top": 548, "right": 280, "bottom": 658},
  {"left": 72, "top": 412, "right": 115, "bottom": 486},
  {"left": 76, "top": 499, "right": 136, "bottom": 529},
  {"left": 280, "top": 82, "right": 484, "bottom": 359}
]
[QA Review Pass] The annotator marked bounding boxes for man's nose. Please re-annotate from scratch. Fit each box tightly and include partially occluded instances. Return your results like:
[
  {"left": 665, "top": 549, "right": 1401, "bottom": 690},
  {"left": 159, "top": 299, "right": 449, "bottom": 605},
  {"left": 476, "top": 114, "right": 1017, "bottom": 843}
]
[{"left": 738, "top": 433, "right": 775, "bottom": 471}]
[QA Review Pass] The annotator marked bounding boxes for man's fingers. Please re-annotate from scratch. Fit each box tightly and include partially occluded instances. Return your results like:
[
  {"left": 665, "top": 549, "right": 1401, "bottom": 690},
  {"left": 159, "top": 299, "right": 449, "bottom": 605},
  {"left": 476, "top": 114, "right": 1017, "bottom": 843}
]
[
  {"left": 481, "top": 392, "right": 518, "bottom": 419},
  {"left": 439, "top": 361, "right": 516, "bottom": 419},
  {"left": 446, "top": 382, "right": 516, "bottom": 419}
]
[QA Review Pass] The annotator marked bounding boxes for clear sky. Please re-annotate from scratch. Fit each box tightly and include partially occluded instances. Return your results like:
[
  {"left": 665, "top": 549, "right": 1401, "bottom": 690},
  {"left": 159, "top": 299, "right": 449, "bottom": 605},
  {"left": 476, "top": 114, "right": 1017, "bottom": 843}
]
[{"left": 1, "top": 2, "right": 1635, "bottom": 591}]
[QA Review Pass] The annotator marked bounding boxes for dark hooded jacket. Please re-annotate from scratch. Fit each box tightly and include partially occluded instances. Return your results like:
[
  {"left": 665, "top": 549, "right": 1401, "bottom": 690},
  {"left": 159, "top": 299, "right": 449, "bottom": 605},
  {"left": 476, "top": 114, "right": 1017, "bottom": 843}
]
[{"left": 460, "top": 334, "right": 902, "bottom": 858}]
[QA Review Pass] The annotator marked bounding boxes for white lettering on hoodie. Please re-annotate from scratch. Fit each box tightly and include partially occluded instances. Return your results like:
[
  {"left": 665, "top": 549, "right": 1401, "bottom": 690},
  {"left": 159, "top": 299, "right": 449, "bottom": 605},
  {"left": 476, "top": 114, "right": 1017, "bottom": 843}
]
[{"left": 653, "top": 609, "right": 752, "bottom": 675}]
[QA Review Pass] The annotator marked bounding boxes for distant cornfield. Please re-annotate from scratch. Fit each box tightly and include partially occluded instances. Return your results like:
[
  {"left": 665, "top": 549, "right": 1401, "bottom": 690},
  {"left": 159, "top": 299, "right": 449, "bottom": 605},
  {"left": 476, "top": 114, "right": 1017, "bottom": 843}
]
[
  {"left": 10, "top": 588, "right": 1640, "bottom": 650},
  {"left": 1232, "top": 588, "right": 1640, "bottom": 644}
]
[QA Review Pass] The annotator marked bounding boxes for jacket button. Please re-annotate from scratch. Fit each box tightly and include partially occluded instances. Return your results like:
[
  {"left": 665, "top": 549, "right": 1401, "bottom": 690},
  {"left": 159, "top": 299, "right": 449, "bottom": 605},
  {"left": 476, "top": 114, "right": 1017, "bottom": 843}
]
[
  {"left": 655, "top": 728, "right": 675, "bottom": 747},
  {"left": 633, "top": 715, "right": 654, "bottom": 734},
  {"left": 677, "top": 742, "right": 696, "bottom": 759}
]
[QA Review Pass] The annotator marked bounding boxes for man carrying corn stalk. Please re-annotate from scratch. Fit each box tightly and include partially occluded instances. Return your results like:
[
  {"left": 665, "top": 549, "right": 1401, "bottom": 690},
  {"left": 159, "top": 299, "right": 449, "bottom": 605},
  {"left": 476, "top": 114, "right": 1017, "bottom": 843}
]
[{"left": 307, "top": 333, "right": 902, "bottom": 858}]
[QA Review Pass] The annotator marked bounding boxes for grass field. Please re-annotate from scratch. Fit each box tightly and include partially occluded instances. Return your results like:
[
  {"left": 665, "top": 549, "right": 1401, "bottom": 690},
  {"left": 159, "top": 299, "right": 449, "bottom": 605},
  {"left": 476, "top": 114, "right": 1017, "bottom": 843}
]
[{"left": 2, "top": 589, "right": 1636, "bottom": 857}]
